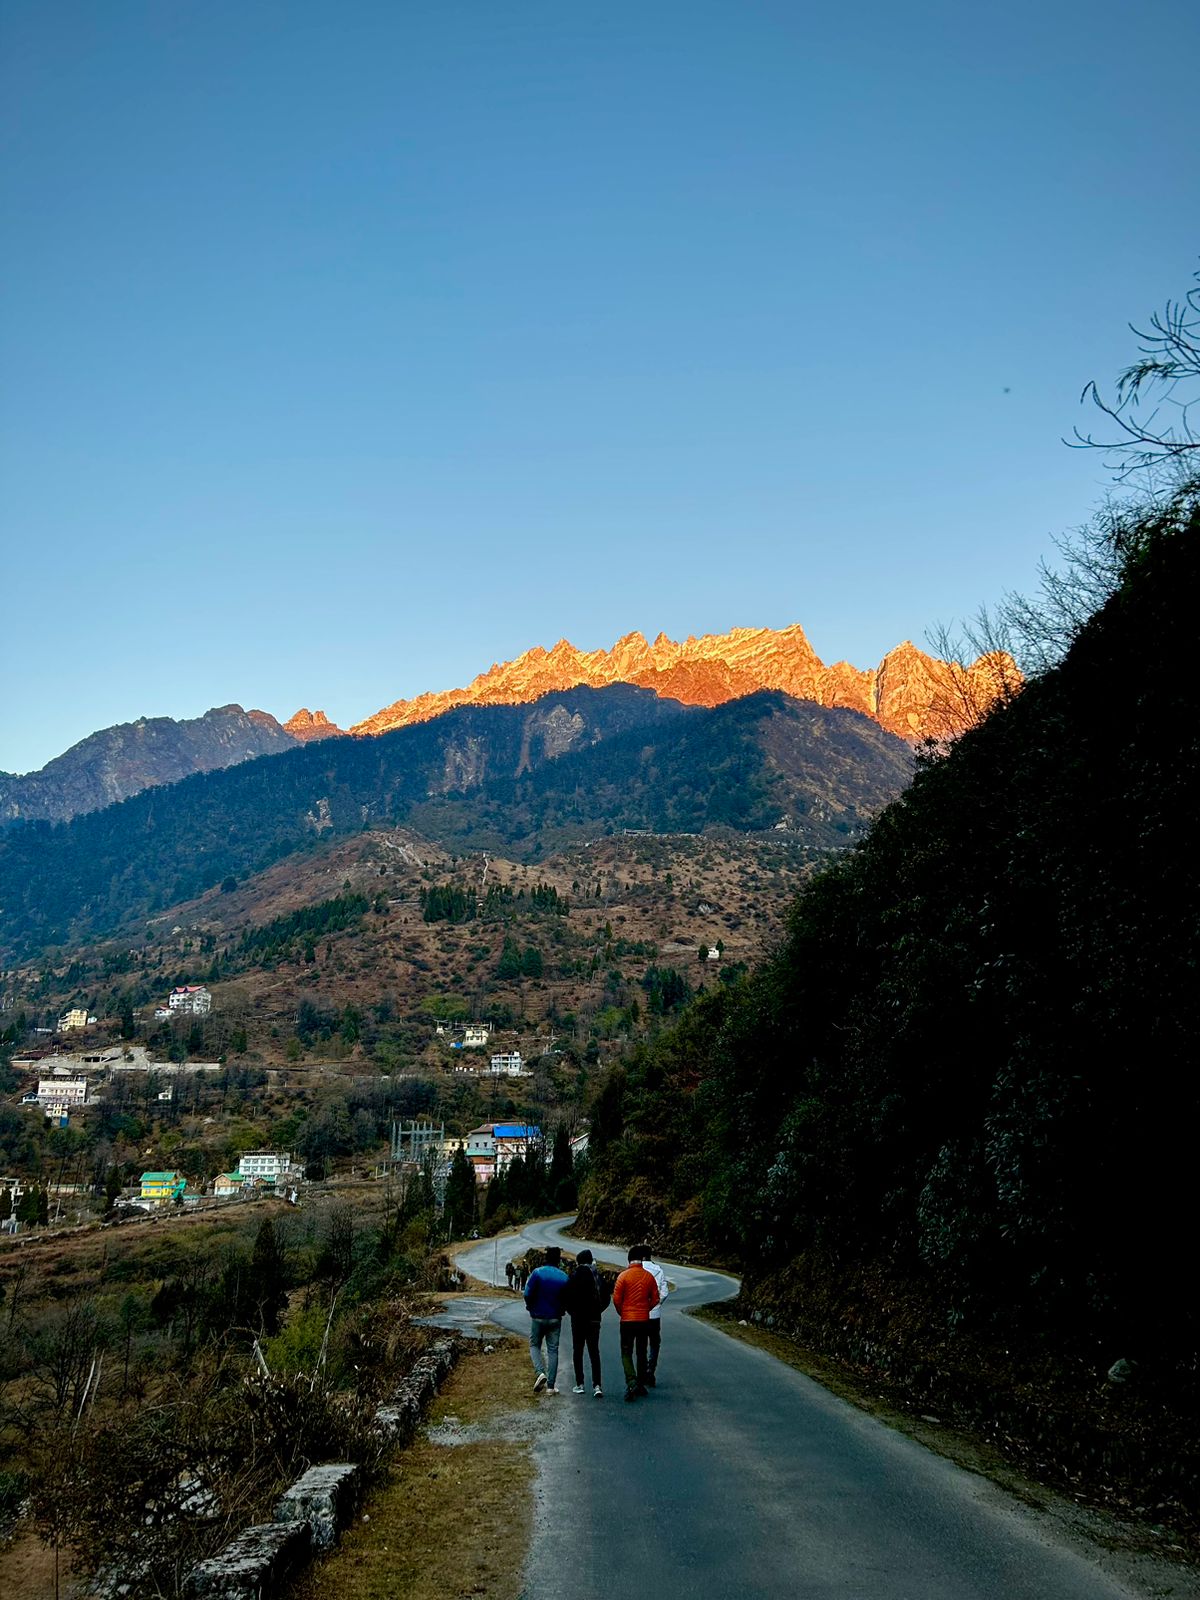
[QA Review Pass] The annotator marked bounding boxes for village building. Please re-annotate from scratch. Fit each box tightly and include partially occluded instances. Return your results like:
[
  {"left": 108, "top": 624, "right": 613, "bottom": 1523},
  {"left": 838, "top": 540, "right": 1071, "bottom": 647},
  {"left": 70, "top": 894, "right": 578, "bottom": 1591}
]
[
  {"left": 168, "top": 985, "right": 212, "bottom": 1015},
  {"left": 57, "top": 1008, "right": 89, "bottom": 1033},
  {"left": 488, "top": 1050, "right": 524, "bottom": 1076},
  {"left": 464, "top": 1124, "right": 496, "bottom": 1183},
  {"left": 237, "top": 1150, "right": 293, "bottom": 1186},
  {"left": 213, "top": 1172, "right": 244, "bottom": 1197},
  {"left": 36, "top": 1077, "right": 87, "bottom": 1107},
  {"left": 140, "top": 1170, "right": 186, "bottom": 1205}
]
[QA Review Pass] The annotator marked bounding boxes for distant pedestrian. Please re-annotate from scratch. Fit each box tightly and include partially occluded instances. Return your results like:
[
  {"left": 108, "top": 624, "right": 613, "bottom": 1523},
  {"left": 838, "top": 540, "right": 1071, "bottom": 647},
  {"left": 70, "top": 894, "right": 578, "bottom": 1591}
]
[
  {"left": 518, "top": 1261, "right": 530, "bottom": 1292},
  {"left": 524, "top": 1247, "right": 569, "bottom": 1394},
  {"left": 612, "top": 1246, "right": 659, "bottom": 1402},
  {"left": 563, "top": 1248, "right": 607, "bottom": 1397},
  {"left": 640, "top": 1245, "right": 668, "bottom": 1386},
  {"left": 505, "top": 1261, "right": 515, "bottom": 1290}
]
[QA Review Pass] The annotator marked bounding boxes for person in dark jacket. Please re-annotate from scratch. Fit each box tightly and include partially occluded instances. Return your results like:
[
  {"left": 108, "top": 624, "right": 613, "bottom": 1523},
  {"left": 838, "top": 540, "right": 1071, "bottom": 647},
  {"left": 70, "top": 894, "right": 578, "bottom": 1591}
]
[
  {"left": 523, "top": 1246, "right": 569, "bottom": 1393},
  {"left": 563, "top": 1248, "right": 607, "bottom": 1397}
]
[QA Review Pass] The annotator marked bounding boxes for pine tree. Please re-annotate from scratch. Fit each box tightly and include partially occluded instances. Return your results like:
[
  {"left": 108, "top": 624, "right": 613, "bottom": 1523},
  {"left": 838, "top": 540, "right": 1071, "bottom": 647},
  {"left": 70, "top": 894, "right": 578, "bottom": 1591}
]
[
  {"left": 549, "top": 1124, "right": 575, "bottom": 1209},
  {"left": 497, "top": 936, "right": 522, "bottom": 981},
  {"left": 250, "top": 1218, "right": 288, "bottom": 1335},
  {"left": 445, "top": 1146, "right": 477, "bottom": 1240}
]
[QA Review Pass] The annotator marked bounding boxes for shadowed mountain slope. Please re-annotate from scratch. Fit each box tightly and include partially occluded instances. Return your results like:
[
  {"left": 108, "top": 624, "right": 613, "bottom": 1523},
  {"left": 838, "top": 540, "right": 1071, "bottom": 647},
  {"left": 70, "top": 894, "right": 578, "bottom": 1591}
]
[
  {"left": 0, "top": 687, "right": 911, "bottom": 958},
  {"left": 0, "top": 704, "right": 343, "bottom": 825}
]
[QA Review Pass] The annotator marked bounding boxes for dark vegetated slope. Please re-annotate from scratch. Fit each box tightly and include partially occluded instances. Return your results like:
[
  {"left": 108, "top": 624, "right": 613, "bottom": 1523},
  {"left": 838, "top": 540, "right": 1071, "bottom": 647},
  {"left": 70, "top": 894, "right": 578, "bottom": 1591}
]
[
  {"left": 582, "top": 490, "right": 1200, "bottom": 1363},
  {"left": 408, "top": 692, "right": 914, "bottom": 854},
  {"left": 0, "top": 686, "right": 686, "bottom": 954},
  {"left": 0, "top": 687, "right": 912, "bottom": 958}
]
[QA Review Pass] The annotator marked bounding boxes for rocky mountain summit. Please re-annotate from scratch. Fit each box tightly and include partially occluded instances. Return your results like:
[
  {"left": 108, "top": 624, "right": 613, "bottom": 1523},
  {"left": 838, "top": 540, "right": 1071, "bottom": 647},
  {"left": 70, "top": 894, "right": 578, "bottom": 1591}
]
[
  {"left": 3, "top": 623, "right": 1014, "bottom": 830},
  {"left": 352, "top": 624, "right": 1017, "bottom": 742},
  {"left": 0, "top": 705, "right": 330, "bottom": 825},
  {"left": 283, "top": 708, "right": 345, "bottom": 743}
]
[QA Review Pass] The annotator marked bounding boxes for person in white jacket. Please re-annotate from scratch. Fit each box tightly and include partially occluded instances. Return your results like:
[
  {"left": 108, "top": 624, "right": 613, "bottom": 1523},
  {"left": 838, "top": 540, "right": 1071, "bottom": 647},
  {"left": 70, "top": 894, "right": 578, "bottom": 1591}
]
[{"left": 639, "top": 1246, "right": 668, "bottom": 1386}]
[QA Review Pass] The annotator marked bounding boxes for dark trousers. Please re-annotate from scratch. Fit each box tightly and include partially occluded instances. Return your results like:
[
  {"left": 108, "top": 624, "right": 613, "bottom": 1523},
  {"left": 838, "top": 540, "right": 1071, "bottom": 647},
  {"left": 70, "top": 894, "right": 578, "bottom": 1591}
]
[
  {"left": 647, "top": 1318, "right": 661, "bottom": 1373},
  {"left": 619, "top": 1320, "right": 651, "bottom": 1388},
  {"left": 571, "top": 1317, "right": 602, "bottom": 1387}
]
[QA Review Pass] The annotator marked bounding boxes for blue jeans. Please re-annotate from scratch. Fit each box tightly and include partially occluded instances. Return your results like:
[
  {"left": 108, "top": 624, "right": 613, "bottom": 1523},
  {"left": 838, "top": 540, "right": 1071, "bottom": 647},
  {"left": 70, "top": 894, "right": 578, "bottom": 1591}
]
[{"left": 528, "top": 1317, "right": 561, "bottom": 1386}]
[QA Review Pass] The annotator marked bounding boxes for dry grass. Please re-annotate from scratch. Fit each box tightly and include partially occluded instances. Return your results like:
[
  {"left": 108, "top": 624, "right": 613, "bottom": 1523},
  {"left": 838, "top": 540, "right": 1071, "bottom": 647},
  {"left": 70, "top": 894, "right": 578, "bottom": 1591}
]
[
  {"left": 0, "top": 1531, "right": 83, "bottom": 1600},
  {"left": 296, "top": 1335, "right": 537, "bottom": 1600}
]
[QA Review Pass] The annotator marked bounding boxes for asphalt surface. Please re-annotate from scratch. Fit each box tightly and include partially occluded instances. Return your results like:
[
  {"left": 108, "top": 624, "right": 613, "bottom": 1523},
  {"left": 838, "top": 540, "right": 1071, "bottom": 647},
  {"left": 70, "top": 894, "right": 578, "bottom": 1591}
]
[{"left": 453, "top": 1219, "right": 1180, "bottom": 1600}]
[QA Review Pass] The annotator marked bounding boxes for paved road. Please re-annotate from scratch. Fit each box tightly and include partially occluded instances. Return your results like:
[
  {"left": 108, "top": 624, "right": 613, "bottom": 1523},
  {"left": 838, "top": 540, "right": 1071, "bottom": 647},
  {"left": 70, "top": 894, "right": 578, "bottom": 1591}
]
[{"left": 453, "top": 1219, "right": 1190, "bottom": 1600}]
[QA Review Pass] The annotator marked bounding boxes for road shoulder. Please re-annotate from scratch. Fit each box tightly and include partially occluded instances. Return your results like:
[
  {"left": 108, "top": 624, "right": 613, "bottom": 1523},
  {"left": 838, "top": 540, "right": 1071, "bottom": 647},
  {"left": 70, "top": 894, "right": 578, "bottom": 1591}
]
[{"left": 693, "top": 1304, "right": 1200, "bottom": 1599}]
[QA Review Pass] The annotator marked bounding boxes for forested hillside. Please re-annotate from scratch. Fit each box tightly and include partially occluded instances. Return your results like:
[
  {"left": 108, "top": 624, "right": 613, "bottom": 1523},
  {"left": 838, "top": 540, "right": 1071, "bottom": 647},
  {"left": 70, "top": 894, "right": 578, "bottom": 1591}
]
[
  {"left": 0, "top": 687, "right": 910, "bottom": 958},
  {"left": 581, "top": 486, "right": 1199, "bottom": 1395}
]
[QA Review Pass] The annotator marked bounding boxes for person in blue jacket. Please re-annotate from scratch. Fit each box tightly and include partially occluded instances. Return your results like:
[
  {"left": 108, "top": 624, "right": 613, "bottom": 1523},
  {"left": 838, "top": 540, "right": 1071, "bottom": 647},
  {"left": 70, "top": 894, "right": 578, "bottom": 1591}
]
[{"left": 523, "top": 1246, "right": 569, "bottom": 1393}]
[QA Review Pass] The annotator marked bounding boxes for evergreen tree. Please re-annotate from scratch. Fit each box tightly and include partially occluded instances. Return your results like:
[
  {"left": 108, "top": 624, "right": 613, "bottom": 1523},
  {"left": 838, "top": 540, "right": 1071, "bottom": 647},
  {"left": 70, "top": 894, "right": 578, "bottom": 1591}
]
[
  {"left": 483, "top": 1169, "right": 507, "bottom": 1220},
  {"left": 444, "top": 1146, "right": 477, "bottom": 1240},
  {"left": 497, "top": 936, "right": 522, "bottom": 981},
  {"left": 249, "top": 1217, "right": 288, "bottom": 1335},
  {"left": 521, "top": 944, "right": 544, "bottom": 979},
  {"left": 549, "top": 1124, "right": 575, "bottom": 1210}
]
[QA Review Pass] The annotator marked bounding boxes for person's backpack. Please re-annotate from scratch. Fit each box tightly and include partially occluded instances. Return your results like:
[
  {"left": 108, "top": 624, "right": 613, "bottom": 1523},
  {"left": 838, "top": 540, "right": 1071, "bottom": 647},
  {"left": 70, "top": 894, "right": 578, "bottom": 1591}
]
[{"left": 593, "top": 1265, "right": 612, "bottom": 1312}]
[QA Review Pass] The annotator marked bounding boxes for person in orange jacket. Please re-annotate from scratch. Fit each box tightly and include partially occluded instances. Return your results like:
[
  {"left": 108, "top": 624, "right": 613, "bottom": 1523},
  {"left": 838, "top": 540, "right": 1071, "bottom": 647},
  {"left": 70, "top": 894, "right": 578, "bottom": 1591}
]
[{"left": 611, "top": 1246, "right": 660, "bottom": 1401}]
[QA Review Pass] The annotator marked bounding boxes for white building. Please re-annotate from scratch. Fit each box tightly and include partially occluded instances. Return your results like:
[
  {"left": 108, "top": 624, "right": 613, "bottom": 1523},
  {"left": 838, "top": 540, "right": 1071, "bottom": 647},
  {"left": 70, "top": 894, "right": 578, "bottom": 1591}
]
[
  {"left": 488, "top": 1051, "right": 523, "bottom": 1076},
  {"left": 463, "top": 1023, "right": 491, "bottom": 1047},
  {"left": 36, "top": 1078, "right": 87, "bottom": 1106},
  {"left": 168, "top": 985, "right": 212, "bottom": 1016},
  {"left": 57, "top": 1008, "right": 89, "bottom": 1033},
  {"left": 237, "top": 1150, "right": 293, "bottom": 1185}
]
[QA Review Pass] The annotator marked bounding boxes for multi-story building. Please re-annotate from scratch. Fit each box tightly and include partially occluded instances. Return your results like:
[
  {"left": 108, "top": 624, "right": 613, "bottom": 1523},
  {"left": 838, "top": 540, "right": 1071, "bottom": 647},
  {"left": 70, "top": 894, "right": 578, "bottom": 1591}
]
[
  {"left": 464, "top": 1124, "right": 496, "bottom": 1183},
  {"left": 493, "top": 1122, "right": 541, "bottom": 1173},
  {"left": 168, "top": 985, "right": 212, "bottom": 1016},
  {"left": 237, "top": 1150, "right": 292, "bottom": 1186},
  {"left": 57, "top": 1008, "right": 89, "bottom": 1033},
  {"left": 140, "top": 1170, "right": 186, "bottom": 1205},
  {"left": 488, "top": 1051, "right": 524, "bottom": 1076},
  {"left": 36, "top": 1078, "right": 87, "bottom": 1106}
]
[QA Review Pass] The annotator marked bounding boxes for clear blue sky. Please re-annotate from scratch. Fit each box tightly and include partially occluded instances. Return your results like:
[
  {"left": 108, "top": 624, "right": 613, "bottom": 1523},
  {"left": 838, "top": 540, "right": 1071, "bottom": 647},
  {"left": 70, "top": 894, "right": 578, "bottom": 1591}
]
[{"left": 1, "top": 0, "right": 1196, "bottom": 773}]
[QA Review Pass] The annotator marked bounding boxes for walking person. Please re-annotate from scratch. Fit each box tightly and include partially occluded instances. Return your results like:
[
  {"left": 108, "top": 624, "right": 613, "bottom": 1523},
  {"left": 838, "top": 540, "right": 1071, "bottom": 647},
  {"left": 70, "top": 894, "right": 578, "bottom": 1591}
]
[
  {"left": 640, "top": 1246, "right": 668, "bottom": 1386},
  {"left": 518, "top": 1261, "right": 530, "bottom": 1292},
  {"left": 523, "top": 1247, "right": 569, "bottom": 1394},
  {"left": 563, "top": 1248, "right": 607, "bottom": 1397},
  {"left": 505, "top": 1261, "right": 515, "bottom": 1291},
  {"left": 612, "top": 1246, "right": 659, "bottom": 1402}
]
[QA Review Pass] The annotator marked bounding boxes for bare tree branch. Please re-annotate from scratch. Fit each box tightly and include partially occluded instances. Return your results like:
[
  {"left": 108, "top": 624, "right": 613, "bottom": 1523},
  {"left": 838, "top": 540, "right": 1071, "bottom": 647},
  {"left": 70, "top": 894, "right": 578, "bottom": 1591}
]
[{"left": 1069, "top": 270, "right": 1200, "bottom": 480}]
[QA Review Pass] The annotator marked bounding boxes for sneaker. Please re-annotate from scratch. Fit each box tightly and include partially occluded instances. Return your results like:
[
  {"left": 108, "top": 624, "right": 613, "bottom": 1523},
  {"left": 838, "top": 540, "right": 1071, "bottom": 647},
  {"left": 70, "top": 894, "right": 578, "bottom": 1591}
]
[
  {"left": 624, "top": 1385, "right": 639, "bottom": 1403},
  {"left": 572, "top": 1384, "right": 585, "bottom": 1394},
  {"left": 645, "top": 1373, "right": 657, "bottom": 1388},
  {"left": 533, "top": 1372, "right": 547, "bottom": 1393},
  {"left": 635, "top": 1383, "right": 649, "bottom": 1397},
  {"left": 593, "top": 1386, "right": 603, "bottom": 1398},
  {"left": 547, "top": 1387, "right": 561, "bottom": 1395}
]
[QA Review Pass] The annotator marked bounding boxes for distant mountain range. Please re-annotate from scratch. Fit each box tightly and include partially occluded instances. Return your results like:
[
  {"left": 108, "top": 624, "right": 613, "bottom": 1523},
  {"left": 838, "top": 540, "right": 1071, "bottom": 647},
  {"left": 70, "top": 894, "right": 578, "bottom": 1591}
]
[
  {"left": 351, "top": 623, "right": 1015, "bottom": 741},
  {"left": 0, "top": 623, "right": 1014, "bottom": 828},
  {"left": 0, "top": 686, "right": 914, "bottom": 958}
]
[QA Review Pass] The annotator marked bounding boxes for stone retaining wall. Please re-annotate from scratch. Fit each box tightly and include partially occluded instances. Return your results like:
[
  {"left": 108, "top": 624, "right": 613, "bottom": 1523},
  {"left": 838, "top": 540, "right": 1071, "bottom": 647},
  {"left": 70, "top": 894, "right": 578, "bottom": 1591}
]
[{"left": 185, "top": 1339, "right": 457, "bottom": 1598}]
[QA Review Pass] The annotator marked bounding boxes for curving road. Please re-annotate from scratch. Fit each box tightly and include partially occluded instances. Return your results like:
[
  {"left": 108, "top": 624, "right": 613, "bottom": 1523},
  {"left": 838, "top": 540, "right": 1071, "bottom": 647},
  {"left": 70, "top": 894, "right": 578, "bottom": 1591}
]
[{"left": 453, "top": 1219, "right": 1184, "bottom": 1600}]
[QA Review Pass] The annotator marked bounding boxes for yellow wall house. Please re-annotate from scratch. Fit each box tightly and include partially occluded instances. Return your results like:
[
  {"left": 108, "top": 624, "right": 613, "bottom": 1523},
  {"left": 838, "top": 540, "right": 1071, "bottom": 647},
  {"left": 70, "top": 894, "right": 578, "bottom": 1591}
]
[{"left": 140, "top": 1170, "right": 186, "bottom": 1205}]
